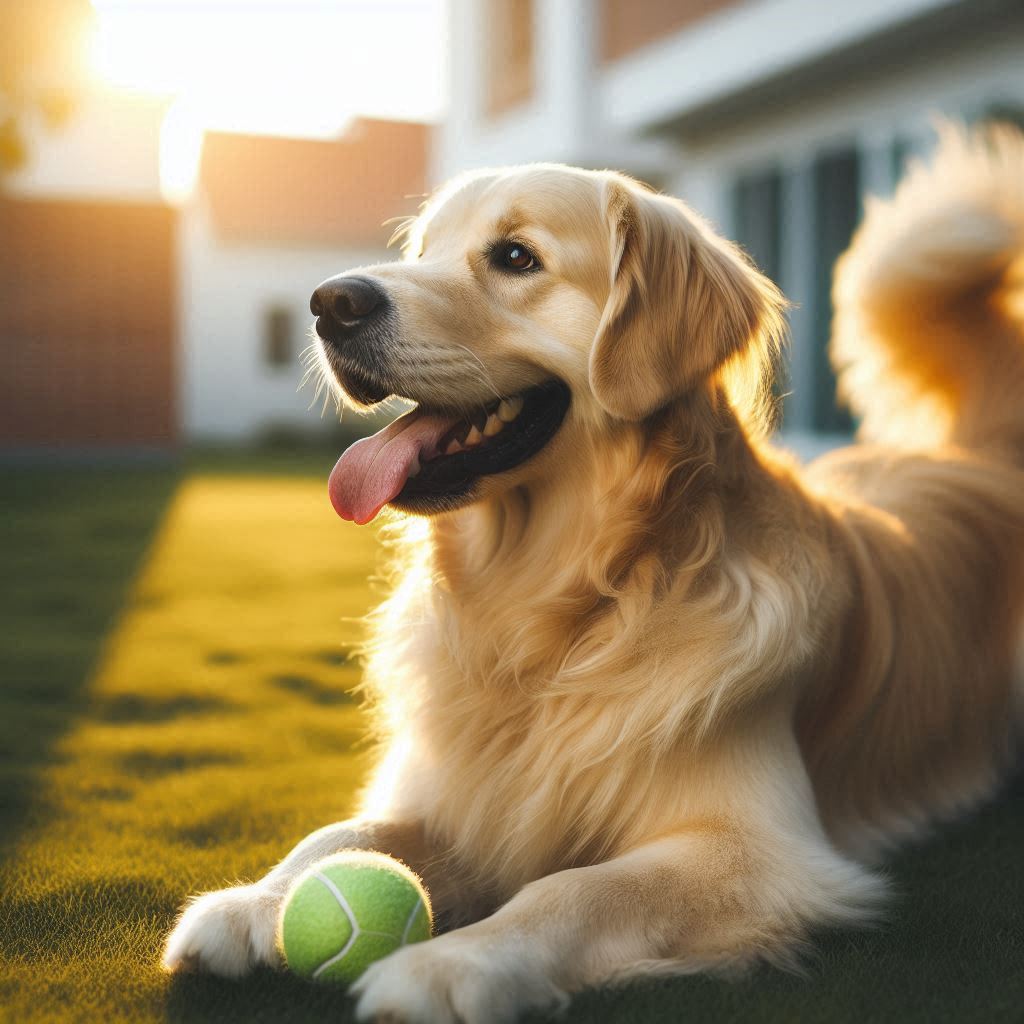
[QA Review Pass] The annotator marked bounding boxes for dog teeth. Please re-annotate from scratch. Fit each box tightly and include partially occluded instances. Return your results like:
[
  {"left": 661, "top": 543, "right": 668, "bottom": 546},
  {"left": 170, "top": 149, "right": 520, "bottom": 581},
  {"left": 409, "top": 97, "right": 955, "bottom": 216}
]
[
  {"left": 497, "top": 396, "right": 523, "bottom": 422},
  {"left": 441, "top": 401, "right": 519, "bottom": 458},
  {"left": 408, "top": 457, "right": 421, "bottom": 477}
]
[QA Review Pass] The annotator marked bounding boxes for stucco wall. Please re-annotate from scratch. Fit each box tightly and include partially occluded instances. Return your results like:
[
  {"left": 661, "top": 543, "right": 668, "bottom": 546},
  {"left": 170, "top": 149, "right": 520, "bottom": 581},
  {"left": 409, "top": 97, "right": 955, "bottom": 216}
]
[{"left": 179, "top": 202, "right": 388, "bottom": 441}]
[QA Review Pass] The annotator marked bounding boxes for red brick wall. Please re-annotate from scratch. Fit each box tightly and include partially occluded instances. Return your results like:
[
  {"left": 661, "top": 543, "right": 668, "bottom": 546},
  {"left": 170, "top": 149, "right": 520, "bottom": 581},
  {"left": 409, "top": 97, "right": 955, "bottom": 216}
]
[
  {"left": 0, "top": 197, "right": 177, "bottom": 448},
  {"left": 485, "top": 0, "right": 535, "bottom": 116},
  {"left": 600, "top": 0, "right": 744, "bottom": 63}
]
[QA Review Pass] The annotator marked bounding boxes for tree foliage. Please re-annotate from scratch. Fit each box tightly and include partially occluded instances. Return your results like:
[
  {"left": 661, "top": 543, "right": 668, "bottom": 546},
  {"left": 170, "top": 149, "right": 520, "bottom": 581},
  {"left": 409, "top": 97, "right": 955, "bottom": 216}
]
[{"left": 0, "top": 0, "right": 94, "bottom": 173}]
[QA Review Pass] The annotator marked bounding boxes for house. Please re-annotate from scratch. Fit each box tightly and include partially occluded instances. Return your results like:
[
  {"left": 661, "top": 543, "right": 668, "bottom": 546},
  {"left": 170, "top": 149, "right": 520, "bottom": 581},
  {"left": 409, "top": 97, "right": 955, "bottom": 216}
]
[
  {"left": 0, "top": 81, "right": 429, "bottom": 449},
  {"left": 0, "top": 86, "right": 178, "bottom": 451},
  {"left": 440, "top": 0, "right": 1024, "bottom": 450},
  {"left": 182, "top": 121, "right": 429, "bottom": 441},
  {"left": 6, "top": 1, "right": 1021, "bottom": 452}
]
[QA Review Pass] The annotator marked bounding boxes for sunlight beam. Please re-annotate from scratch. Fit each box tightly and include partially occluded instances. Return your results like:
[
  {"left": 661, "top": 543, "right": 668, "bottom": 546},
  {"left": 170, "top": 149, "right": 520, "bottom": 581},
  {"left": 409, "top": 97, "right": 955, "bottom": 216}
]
[{"left": 88, "top": 1, "right": 445, "bottom": 149}]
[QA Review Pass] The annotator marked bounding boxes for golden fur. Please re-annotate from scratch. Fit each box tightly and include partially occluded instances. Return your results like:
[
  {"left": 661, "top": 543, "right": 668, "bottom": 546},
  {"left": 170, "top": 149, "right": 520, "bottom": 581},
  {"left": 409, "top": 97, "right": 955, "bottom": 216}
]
[{"left": 164, "top": 124, "right": 1024, "bottom": 1023}]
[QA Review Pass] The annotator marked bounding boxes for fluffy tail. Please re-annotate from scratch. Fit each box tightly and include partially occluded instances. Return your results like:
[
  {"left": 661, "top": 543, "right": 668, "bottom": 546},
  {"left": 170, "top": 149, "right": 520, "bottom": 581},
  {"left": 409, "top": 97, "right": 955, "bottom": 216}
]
[{"left": 832, "top": 122, "right": 1024, "bottom": 453}]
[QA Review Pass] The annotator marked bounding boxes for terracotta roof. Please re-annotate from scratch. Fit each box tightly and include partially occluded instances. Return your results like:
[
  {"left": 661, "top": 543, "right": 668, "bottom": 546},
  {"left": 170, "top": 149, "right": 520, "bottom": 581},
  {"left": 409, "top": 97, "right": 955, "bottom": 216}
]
[{"left": 198, "top": 119, "right": 431, "bottom": 246}]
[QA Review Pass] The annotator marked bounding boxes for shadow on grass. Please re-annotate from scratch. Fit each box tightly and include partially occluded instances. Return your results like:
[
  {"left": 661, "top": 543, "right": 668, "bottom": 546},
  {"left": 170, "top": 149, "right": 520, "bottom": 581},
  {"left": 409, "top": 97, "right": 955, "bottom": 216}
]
[
  {"left": 1, "top": 876, "right": 179, "bottom": 962},
  {"left": 0, "top": 466, "right": 179, "bottom": 860},
  {"left": 270, "top": 672, "right": 358, "bottom": 706},
  {"left": 166, "top": 970, "right": 358, "bottom": 1024},
  {"left": 118, "top": 749, "right": 244, "bottom": 778},
  {"left": 3, "top": 460, "right": 1023, "bottom": 1024},
  {"left": 561, "top": 769, "right": 1024, "bottom": 1024},
  {"left": 171, "top": 771, "right": 1023, "bottom": 1024},
  {"left": 94, "top": 693, "right": 235, "bottom": 723}
]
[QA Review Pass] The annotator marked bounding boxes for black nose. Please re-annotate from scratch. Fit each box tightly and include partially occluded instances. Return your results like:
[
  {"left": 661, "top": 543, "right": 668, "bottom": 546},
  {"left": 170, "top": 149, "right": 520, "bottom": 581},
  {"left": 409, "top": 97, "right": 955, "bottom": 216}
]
[{"left": 310, "top": 276, "right": 385, "bottom": 328}]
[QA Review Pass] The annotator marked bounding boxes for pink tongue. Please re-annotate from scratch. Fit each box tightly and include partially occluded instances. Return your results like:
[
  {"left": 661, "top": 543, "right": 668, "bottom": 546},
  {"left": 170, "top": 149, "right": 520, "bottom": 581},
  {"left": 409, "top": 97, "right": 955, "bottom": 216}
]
[{"left": 328, "top": 408, "right": 459, "bottom": 524}]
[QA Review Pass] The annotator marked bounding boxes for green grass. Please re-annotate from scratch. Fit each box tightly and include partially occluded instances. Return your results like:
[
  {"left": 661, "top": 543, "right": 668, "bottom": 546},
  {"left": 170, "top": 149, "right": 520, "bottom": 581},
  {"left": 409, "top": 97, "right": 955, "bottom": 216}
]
[{"left": 1, "top": 461, "right": 1022, "bottom": 1023}]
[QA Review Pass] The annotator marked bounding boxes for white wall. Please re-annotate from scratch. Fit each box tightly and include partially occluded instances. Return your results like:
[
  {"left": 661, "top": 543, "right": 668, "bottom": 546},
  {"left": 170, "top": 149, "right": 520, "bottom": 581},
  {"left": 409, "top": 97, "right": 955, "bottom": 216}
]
[
  {"left": 441, "top": 0, "right": 1021, "bottom": 188},
  {"left": 180, "top": 202, "right": 388, "bottom": 441},
  {"left": 436, "top": 0, "right": 674, "bottom": 181},
  {"left": 600, "top": 0, "right": 966, "bottom": 133},
  {"left": 671, "top": 24, "right": 1024, "bottom": 188}
]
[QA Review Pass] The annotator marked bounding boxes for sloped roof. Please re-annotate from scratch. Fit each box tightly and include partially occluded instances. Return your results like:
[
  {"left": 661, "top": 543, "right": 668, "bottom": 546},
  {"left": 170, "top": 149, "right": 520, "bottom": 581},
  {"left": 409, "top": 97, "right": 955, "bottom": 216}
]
[{"left": 198, "top": 119, "right": 431, "bottom": 246}]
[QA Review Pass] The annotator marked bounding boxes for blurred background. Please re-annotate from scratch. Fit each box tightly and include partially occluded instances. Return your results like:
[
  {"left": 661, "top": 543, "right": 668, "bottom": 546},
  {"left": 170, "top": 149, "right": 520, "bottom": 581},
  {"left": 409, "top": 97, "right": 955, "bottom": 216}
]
[
  {"left": 3, "top": 5, "right": 1024, "bottom": 1019},
  {"left": 2, "top": 0, "right": 1022, "bottom": 459}
]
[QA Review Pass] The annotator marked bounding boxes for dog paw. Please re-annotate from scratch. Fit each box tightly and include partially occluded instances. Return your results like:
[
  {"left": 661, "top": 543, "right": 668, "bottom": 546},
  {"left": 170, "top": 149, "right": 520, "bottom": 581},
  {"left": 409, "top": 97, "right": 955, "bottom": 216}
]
[
  {"left": 162, "top": 883, "right": 282, "bottom": 978},
  {"left": 351, "top": 932, "right": 568, "bottom": 1024}
]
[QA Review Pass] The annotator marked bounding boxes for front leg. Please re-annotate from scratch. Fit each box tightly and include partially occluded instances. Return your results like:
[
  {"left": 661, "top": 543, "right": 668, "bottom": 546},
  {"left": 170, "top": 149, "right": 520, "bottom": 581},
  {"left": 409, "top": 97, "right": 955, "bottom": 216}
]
[
  {"left": 353, "top": 820, "right": 884, "bottom": 1024},
  {"left": 162, "top": 818, "right": 448, "bottom": 977}
]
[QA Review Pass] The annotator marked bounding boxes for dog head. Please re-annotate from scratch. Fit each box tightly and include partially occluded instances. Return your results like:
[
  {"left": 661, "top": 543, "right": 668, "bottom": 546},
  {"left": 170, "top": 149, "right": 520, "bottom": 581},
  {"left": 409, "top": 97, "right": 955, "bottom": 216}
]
[{"left": 313, "top": 165, "right": 784, "bottom": 524}]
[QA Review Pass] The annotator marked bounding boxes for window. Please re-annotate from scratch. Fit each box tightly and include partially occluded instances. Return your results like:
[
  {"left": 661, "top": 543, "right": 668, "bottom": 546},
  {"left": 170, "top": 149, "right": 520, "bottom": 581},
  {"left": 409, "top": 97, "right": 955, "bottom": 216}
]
[
  {"left": 732, "top": 169, "right": 783, "bottom": 283},
  {"left": 729, "top": 112, "right": 1023, "bottom": 441},
  {"left": 810, "top": 149, "right": 859, "bottom": 435},
  {"left": 264, "top": 306, "right": 293, "bottom": 368},
  {"left": 731, "top": 168, "right": 787, "bottom": 415},
  {"left": 486, "top": 0, "right": 535, "bottom": 117},
  {"left": 730, "top": 148, "right": 860, "bottom": 437},
  {"left": 890, "top": 135, "right": 916, "bottom": 184}
]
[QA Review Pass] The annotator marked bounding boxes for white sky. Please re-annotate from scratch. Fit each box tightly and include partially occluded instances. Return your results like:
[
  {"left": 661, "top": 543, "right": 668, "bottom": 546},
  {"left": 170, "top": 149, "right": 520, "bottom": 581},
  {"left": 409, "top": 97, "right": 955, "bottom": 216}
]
[{"left": 89, "top": 0, "right": 448, "bottom": 137}]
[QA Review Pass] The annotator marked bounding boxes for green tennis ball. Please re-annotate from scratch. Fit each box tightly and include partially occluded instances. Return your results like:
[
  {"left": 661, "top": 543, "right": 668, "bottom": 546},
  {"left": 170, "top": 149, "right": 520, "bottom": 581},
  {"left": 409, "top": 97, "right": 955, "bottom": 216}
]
[{"left": 279, "top": 850, "right": 433, "bottom": 985}]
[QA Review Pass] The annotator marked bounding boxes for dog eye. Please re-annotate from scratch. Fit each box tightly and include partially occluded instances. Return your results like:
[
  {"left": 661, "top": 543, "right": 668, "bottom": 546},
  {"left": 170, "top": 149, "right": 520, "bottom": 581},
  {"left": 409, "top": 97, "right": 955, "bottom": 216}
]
[{"left": 495, "top": 241, "right": 540, "bottom": 273}]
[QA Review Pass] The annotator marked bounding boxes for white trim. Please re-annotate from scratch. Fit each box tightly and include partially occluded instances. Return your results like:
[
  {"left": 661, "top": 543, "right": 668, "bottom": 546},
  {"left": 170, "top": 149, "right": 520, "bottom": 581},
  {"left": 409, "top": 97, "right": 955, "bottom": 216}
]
[
  {"left": 600, "top": 0, "right": 965, "bottom": 132},
  {"left": 436, "top": 0, "right": 678, "bottom": 176}
]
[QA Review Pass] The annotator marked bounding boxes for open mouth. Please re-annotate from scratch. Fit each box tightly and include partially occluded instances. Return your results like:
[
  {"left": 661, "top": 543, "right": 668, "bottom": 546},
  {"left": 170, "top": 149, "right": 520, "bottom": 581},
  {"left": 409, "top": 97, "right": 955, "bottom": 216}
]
[{"left": 328, "top": 380, "right": 571, "bottom": 524}]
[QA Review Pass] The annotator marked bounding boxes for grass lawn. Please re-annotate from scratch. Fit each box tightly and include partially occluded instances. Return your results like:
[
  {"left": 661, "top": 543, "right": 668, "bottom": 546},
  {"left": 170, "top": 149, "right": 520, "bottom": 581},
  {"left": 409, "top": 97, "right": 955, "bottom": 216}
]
[{"left": 1, "top": 457, "right": 1022, "bottom": 1023}]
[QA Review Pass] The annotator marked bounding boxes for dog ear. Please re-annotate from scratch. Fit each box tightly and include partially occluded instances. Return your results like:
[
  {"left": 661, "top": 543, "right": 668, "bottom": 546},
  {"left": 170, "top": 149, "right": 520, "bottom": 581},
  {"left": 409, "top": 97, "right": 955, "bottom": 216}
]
[{"left": 589, "top": 181, "right": 783, "bottom": 421}]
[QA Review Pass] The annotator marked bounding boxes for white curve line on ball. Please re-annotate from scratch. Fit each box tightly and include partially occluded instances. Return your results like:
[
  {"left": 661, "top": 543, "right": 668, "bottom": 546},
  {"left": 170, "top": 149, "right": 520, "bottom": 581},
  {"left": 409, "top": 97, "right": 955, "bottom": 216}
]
[
  {"left": 311, "top": 872, "right": 360, "bottom": 979},
  {"left": 400, "top": 898, "right": 423, "bottom": 946}
]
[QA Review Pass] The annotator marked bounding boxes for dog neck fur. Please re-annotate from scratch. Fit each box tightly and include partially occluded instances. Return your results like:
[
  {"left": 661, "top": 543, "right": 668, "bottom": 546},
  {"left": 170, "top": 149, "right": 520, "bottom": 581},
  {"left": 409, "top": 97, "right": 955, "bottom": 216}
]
[{"left": 358, "top": 385, "right": 827, "bottom": 892}]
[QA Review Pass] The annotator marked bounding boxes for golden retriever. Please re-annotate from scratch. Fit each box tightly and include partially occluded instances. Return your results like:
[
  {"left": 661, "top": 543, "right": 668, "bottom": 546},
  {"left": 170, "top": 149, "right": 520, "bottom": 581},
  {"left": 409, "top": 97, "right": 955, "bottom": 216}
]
[{"left": 163, "top": 123, "right": 1024, "bottom": 1022}]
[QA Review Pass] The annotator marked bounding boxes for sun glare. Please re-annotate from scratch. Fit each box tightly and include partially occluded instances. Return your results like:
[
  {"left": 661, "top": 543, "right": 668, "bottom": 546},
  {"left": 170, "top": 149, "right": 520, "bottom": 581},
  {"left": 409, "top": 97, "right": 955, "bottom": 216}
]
[
  {"left": 87, "top": 0, "right": 445, "bottom": 202},
  {"left": 158, "top": 100, "right": 204, "bottom": 205}
]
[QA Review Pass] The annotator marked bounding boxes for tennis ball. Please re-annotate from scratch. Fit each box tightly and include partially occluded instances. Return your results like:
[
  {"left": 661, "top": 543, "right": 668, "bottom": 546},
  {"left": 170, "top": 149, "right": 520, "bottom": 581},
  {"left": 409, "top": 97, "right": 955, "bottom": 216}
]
[{"left": 279, "top": 850, "right": 433, "bottom": 984}]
